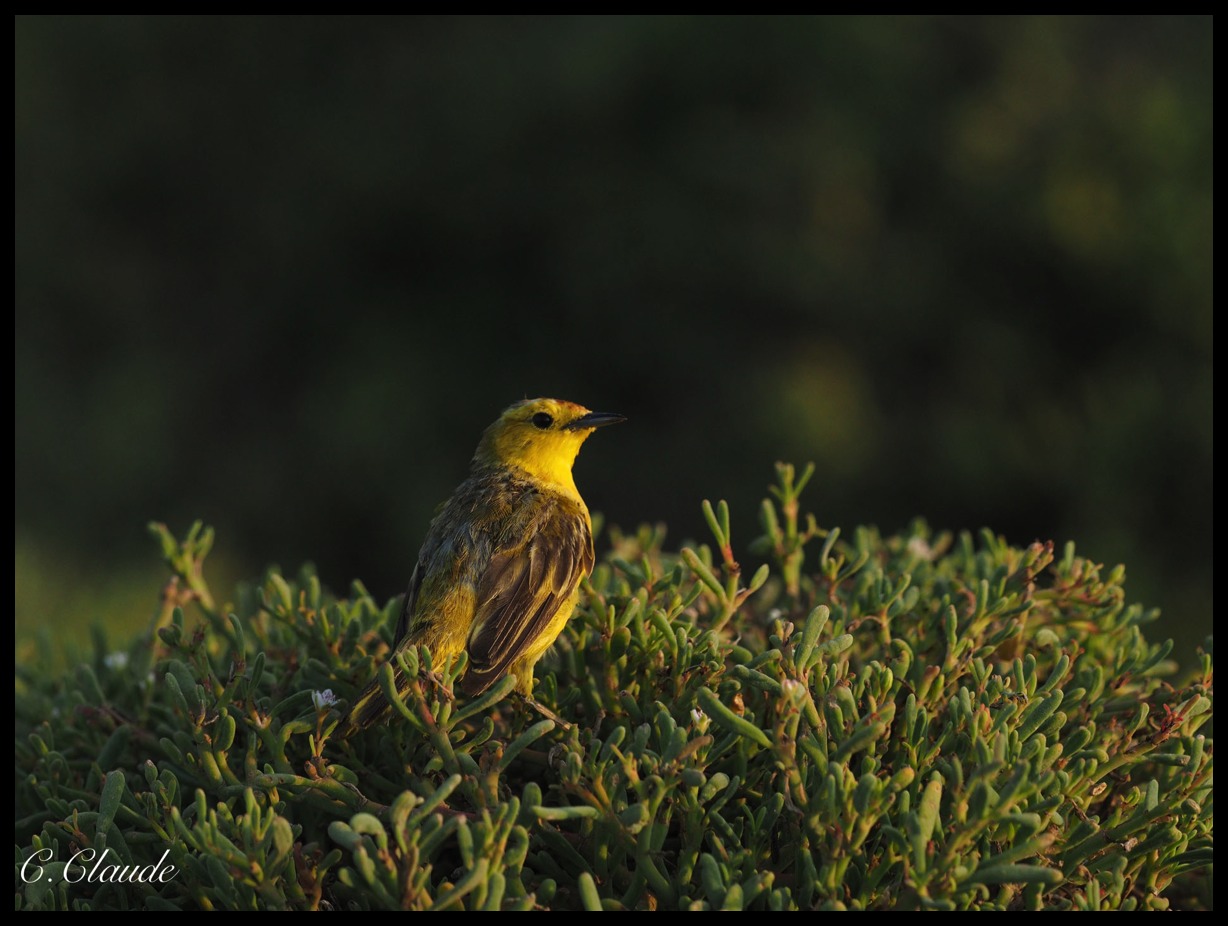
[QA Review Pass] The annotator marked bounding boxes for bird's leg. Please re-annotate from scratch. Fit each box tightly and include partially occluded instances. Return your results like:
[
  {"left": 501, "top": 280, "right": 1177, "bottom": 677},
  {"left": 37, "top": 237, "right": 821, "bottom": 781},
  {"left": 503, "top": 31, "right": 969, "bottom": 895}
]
[
  {"left": 421, "top": 669, "right": 454, "bottom": 699},
  {"left": 518, "top": 692, "right": 572, "bottom": 732}
]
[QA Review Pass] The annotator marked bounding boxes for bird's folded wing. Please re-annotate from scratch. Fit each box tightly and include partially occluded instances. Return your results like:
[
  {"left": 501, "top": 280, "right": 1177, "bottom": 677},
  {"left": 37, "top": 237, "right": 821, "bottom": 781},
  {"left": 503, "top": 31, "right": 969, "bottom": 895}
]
[{"left": 461, "top": 507, "right": 593, "bottom": 695}]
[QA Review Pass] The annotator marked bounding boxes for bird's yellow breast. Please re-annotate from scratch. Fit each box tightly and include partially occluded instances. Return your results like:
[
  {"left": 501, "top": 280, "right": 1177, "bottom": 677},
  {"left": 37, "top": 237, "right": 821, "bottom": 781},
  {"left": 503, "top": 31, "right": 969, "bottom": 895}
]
[{"left": 482, "top": 429, "right": 588, "bottom": 501}]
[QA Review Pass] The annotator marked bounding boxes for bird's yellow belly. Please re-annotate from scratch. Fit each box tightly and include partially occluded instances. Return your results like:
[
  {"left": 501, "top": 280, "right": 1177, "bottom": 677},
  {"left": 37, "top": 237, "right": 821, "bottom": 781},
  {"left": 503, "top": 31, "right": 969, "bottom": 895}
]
[{"left": 509, "top": 589, "right": 581, "bottom": 694}]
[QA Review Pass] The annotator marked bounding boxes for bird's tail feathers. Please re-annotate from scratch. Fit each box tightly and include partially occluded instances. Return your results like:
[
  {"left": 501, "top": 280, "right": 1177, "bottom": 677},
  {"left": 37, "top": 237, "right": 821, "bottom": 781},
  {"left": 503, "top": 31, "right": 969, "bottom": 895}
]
[{"left": 337, "top": 660, "right": 413, "bottom": 738}]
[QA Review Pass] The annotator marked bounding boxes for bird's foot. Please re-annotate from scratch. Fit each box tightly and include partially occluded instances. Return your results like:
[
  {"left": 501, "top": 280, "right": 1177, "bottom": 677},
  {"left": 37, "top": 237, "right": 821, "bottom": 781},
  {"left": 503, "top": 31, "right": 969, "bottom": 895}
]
[
  {"left": 422, "top": 670, "right": 454, "bottom": 698},
  {"left": 522, "top": 694, "right": 572, "bottom": 731}
]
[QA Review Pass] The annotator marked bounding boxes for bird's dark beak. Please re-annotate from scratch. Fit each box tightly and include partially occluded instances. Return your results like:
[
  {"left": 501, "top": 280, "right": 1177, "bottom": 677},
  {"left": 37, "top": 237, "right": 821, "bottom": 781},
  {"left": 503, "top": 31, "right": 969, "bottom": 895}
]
[{"left": 564, "top": 411, "right": 627, "bottom": 431}]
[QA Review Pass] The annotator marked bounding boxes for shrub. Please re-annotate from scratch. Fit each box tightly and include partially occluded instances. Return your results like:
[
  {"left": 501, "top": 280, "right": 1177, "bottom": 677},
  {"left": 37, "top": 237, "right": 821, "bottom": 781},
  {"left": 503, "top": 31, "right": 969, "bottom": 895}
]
[{"left": 15, "top": 464, "right": 1213, "bottom": 910}]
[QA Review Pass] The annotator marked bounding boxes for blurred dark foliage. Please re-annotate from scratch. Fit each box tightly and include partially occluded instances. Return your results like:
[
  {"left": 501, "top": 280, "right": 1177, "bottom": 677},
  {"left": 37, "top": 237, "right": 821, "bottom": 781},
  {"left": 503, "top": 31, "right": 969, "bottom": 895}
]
[{"left": 15, "top": 16, "right": 1212, "bottom": 653}]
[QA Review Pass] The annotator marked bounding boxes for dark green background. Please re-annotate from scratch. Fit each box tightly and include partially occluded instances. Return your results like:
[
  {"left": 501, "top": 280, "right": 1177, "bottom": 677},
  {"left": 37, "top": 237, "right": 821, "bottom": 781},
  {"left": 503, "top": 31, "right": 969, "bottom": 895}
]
[{"left": 15, "top": 17, "right": 1212, "bottom": 661}]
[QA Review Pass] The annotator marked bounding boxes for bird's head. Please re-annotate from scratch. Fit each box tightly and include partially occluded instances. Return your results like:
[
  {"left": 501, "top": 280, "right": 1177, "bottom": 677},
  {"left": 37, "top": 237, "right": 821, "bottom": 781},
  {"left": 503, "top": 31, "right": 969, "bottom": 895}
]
[{"left": 474, "top": 398, "right": 625, "bottom": 494}]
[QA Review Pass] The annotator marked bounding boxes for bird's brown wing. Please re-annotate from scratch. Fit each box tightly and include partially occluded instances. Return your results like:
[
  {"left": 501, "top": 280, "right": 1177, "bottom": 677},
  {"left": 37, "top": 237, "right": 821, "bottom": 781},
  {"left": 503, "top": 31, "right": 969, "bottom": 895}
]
[{"left": 461, "top": 502, "right": 593, "bottom": 696}]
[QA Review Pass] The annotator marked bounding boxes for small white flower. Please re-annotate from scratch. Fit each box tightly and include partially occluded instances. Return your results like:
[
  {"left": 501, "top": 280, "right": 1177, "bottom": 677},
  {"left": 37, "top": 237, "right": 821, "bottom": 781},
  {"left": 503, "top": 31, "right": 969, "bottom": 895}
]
[
  {"left": 768, "top": 608, "right": 785, "bottom": 622},
  {"left": 907, "top": 537, "right": 935, "bottom": 561},
  {"left": 690, "top": 708, "right": 710, "bottom": 733},
  {"left": 312, "top": 689, "right": 338, "bottom": 710},
  {"left": 103, "top": 652, "right": 129, "bottom": 671}
]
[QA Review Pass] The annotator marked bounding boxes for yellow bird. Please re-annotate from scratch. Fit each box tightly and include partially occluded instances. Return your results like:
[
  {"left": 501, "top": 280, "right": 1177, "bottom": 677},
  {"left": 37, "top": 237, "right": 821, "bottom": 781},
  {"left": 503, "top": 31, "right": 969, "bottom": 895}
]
[{"left": 341, "top": 398, "right": 624, "bottom": 733}]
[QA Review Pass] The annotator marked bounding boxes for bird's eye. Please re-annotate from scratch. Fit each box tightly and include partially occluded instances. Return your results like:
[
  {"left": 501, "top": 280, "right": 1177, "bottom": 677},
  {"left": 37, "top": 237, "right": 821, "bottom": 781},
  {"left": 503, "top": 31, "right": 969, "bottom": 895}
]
[{"left": 531, "top": 412, "right": 554, "bottom": 430}]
